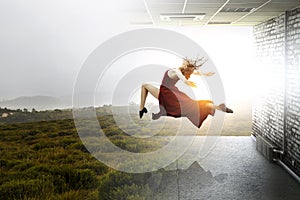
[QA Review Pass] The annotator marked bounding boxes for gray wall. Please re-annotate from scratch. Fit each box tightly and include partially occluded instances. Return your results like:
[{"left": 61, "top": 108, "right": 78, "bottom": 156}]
[{"left": 253, "top": 7, "right": 300, "bottom": 175}]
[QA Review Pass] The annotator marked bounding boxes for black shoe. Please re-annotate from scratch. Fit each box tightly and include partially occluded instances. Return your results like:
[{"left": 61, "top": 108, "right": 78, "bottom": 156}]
[
  {"left": 152, "top": 113, "right": 160, "bottom": 120},
  {"left": 226, "top": 107, "right": 233, "bottom": 113},
  {"left": 219, "top": 104, "right": 233, "bottom": 113},
  {"left": 139, "top": 107, "right": 148, "bottom": 119}
]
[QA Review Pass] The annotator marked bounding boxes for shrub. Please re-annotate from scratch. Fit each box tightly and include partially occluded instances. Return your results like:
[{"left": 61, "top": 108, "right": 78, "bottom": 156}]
[
  {"left": 12, "top": 161, "right": 34, "bottom": 171},
  {"left": 32, "top": 140, "right": 56, "bottom": 151},
  {"left": 24, "top": 165, "right": 98, "bottom": 192},
  {"left": 60, "top": 138, "right": 77, "bottom": 149},
  {"left": 0, "top": 178, "right": 54, "bottom": 200},
  {"left": 15, "top": 150, "right": 34, "bottom": 160},
  {"left": 58, "top": 131, "right": 73, "bottom": 136},
  {"left": 103, "top": 126, "right": 124, "bottom": 137},
  {"left": 51, "top": 189, "right": 98, "bottom": 200},
  {"left": 79, "top": 162, "right": 108, "bottom": 176},
  {"left": 98, "top": 171, "right": 147, "bottom": 200},
  {"left": 0, "top": 159, "right": 8, "bottom": 169},
  {"left": 67, "top": 142, "right": 89, "bottom": 153},
  {"left": 110, "top": 184, "right": 152, "bottom": 200}
]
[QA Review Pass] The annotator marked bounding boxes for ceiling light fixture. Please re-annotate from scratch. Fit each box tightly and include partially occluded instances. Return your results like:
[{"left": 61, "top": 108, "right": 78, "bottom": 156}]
[{"left": 160, "top": 13, "right": 206, "bottom": 21}]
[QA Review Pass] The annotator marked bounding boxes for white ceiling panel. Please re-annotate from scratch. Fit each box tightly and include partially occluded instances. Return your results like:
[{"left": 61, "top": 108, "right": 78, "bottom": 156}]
[
  {"left": 148, "top": 3, "right": 183, "bottom": 13},
  {"left": 228, "top": 0, "right": 268, "bottom": 3},
  {"left": 124, "top": 0, "right": 300, "bottom": 26},
  {"left": 258, "top": 2, "right": 300, "bottom": 12},
  {"left": 238, "top": 16, "right": 275, "bottom": 22},
  {"left": 223, "top": 2, "right": 265, "bottom": 8},
  {"left": 147, "top": 0, "right": 184, "bottom": 3},
  {"left": 188, "top": 0, "right": 230, "bottom": 3},
  {"left": 250, "top": 11, "right": 285, "bottom": 16},
  {"left": 181, "top": 6, "right": 221, "bottom": 13},
  {"left": 272, "top": 0, "right": 300, "bottom": 3},
  {"left": 185, "top": 3, "right": 230, "bottom": 10}
]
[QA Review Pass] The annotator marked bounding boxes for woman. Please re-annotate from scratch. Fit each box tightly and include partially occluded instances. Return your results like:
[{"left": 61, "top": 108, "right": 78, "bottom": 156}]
[{"left": 139, "top": 58, "right": 233, "bottom": 128}]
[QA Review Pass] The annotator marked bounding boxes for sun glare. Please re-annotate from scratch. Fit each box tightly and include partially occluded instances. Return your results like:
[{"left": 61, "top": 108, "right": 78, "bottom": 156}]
[
  {"left": 177, "top": 26, "right": 256, "bottom": 104},
  {"left": 97, "top": 27, "right": 256, "bottom": 107}
]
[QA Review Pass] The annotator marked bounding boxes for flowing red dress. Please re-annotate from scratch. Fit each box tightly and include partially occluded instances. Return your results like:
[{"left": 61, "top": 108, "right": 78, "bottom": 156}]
[{"left": 155, "top": 70, "right": 213, "bottom": 128}]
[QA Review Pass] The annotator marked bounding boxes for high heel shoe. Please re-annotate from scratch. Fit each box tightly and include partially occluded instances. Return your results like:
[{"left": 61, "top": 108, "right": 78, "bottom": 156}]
[
  {"left": 219, "top": 104, "right": 234, "bottom": 113},
  {"left": 152, "top": 113, "right": 160, "bottom": 120},
  {"left": 139, "top": 107, "right": 148, "bottom": 119}
]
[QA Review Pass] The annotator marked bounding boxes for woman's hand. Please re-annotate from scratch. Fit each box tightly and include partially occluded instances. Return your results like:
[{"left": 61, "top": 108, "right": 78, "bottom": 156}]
[
  {"left": 204, "top": 72, "right": 215, "bottom": 76},
  {"left": 186, "top": 80, "right": 197, "bottom": 88}
]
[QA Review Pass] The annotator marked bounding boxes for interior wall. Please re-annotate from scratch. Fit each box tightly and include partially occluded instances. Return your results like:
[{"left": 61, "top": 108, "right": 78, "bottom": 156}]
[{"left": 253, "top": 7, "right": 300, "bottom": 175}]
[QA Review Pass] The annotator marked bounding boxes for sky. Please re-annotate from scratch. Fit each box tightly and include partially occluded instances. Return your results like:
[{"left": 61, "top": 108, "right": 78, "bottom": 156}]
[
  {"left": 0, "top": 0, "right": 256, "bottom": 107},
  {"left": 0, "top": 0, "right": 127, "bottom": 100}
]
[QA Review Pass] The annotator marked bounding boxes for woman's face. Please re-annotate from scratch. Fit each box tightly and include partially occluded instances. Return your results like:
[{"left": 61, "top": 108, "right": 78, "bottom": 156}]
[
  {"left": 183, "top": 68, "right": 193, "bottom": 80},
  {"left": 181, "top": 61, "right": 197, "bottom": 77},
  {"left": 185, "top": 64, "right": 195, "bottom": 73}
]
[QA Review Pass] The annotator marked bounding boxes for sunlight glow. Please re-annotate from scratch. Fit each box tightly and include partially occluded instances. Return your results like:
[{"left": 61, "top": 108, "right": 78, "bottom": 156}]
[
  {"left": 190, "top": 74, "right": 211, "bottom": 100},
  {"left": 173, "top": 26, "right": 256, "bottom": 104},
  {"left": 95, "top": 26, "right": 256, "bottom": 107}
]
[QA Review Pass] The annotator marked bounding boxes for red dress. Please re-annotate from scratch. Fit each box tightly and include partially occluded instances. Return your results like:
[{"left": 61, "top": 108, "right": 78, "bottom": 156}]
[{"left": 156, "top": 70, "right": 213, "bottom": 128}]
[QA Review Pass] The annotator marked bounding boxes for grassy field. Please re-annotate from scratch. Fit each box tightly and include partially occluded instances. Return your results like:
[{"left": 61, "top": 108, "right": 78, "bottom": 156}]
[
  {"left": 0, "top": 118, "right": 155, "bottom": 199},
  {"left": 0, "top": 106, "right": 252, "bottom": 199}
]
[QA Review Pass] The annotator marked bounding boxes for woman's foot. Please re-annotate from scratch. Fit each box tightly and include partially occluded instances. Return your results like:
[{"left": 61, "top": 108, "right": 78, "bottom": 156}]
[
  {"left": 152, "top": 113, "right": 161, "bottom": 120},
  {"left": 219, "top": 104, "right": 233, "bottom": 113},
  {"left": 139, "top": 107, "right": 148, "bottom": 119}
]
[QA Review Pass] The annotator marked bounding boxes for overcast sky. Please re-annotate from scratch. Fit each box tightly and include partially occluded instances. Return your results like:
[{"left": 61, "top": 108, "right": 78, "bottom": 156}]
[
  {"left": 0, "top": 0, "right": 255, "bottom": 106},
  {"left": 0, "top": 0, "right": 128, "bottom": 99}
]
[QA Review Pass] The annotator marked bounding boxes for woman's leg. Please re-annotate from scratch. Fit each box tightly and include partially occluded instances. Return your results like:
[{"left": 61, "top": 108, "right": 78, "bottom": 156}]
[
  {"left": 140, "top": 83, "right": 159, "bottom": 110},
  {"left": 207, "top": 102, "right": 215, "bottom": 116}
]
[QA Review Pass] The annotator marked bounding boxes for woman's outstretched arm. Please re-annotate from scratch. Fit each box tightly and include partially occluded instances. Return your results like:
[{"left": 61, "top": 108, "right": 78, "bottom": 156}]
[
  {"left": 193, "top": 71, "right": 215, "bottom": 76},
  {"left": 173, "top": 69, "right": 197, "bottom": 87}
]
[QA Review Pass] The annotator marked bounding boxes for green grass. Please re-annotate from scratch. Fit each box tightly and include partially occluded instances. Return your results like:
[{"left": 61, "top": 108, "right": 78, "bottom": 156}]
[
  {"left": 0, "top": 106, "right": 251, "bottom": 199},
  {"left": 0, "top": 117, "right": 152, "bottom": 200}
]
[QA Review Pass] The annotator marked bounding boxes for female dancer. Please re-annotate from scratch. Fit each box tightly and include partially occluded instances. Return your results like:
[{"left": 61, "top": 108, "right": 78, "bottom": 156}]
[{"left": 139, "top": 58, "right": 233, "bottom": 128}]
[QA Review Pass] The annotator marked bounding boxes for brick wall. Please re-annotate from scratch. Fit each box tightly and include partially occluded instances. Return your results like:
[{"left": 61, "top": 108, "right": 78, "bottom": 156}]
[
  {"left": 253, "top": 7, "right": 300, "bottom": 175},
  {"left": 252, "top": 13, "right": 285, "bottom": 149}
]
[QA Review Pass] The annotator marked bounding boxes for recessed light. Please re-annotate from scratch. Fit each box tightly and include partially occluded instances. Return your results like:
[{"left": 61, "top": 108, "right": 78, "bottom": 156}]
[{"left": 160, "top": 13, "right": 206, "bottom": 21}]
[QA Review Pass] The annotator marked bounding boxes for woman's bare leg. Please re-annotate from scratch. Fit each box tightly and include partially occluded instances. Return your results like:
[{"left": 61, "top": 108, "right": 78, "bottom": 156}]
[
  {"left": 140, "top": 83, "right": 159, "bottom": 110},
  {"left": 214, "top": 105, "right": 221, "bottom": 111}
]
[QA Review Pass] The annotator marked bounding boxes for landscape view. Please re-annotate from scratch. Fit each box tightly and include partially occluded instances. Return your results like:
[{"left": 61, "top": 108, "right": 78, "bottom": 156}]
[
  {"left": 0, "top": 95, "right": 251, "bottom": 199},
  {"left": 0, "top": 1, "right": 254, "bottom": 198}
]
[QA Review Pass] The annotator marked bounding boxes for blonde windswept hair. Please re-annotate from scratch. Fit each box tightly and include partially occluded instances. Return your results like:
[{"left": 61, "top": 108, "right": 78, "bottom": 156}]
[{"left": 179, "top": 57, "right": 207, "bottom": 79}]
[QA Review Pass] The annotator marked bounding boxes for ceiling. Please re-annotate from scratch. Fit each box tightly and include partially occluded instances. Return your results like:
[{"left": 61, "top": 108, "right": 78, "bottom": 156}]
[{"left": 122, "top": 0, "right": 300, "bottom": 26}]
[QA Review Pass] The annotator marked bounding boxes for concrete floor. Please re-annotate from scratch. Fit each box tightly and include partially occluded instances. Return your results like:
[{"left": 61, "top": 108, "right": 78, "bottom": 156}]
[{"left": 147, "top": 136, "right": 300, "bottom": 200}]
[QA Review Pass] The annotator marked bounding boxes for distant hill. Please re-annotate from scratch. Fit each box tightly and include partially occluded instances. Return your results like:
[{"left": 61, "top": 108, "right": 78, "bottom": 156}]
[{"left": 0, "top": 96, "right": 70, "bottom": 110}]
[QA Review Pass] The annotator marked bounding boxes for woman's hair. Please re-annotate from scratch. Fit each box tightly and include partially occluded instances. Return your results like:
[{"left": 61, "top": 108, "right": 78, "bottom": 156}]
[{"left": 179, "top": 57, "right": 207, "bottom": 79}]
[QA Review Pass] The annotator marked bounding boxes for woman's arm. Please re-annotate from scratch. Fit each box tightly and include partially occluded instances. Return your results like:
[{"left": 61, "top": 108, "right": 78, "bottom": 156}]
[
  {"left": 193, "top": 71, "right": 215, "bottom": 76},
  {"left": 173, "top": 69, "right": 197, "bottom": 87}
]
